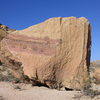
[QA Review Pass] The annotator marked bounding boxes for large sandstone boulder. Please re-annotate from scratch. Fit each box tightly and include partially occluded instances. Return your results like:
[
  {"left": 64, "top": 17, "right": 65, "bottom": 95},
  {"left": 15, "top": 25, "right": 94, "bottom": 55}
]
[{"left": 0, "top": 17, "right": 91, "bottom": 89}]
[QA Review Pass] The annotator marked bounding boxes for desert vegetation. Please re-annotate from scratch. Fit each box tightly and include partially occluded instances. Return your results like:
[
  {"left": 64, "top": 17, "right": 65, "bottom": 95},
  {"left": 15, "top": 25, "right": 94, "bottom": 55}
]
[{"left": 0, "top": 64, "right": 20, "bottom": 82}]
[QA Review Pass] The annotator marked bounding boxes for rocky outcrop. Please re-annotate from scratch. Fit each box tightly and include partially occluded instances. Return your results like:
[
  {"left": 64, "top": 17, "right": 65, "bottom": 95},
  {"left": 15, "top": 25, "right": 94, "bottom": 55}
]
[
  {"left": 0, "top": 29, "right": 8, "bottom": 64},
  {"left": 0, "top": 17, "right": 91, "bottom": 89},
  {"left": 0, "top": 24, "right": 15, "bottom": 32},
  {"left": 0, "top": 24, "right": 16, "bottom": 42},
  {"left": 0, "top": 24, "right": 15, "bottom": 64},
  {"left": 0, "top": 29, "right": 7, "bottom": 41}
]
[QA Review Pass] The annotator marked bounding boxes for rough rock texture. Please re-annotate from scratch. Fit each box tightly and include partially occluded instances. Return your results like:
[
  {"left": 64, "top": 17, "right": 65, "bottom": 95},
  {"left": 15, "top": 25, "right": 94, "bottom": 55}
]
[
  {"left": 0, "top": 24, "right": 15, "bottom": 64},
  {"left": 0, "top": 17, "right": 91, "bottom": 89},
  {"left": 0, "top": 24, "right": 16, "bottom": 44},
  {"left": 0, "top": 29, "right": 8, "bottom": 63}
]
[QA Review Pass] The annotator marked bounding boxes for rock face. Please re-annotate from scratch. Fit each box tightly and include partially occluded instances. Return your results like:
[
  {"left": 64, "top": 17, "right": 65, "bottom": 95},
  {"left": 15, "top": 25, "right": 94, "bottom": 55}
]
[
  {"left": 0, "top": 24, "right": 15, "bottom": 64},
  {"left": 0, "top": 17, "right": 91, "bottom": 89},
  {"left": 0, "top": 24, "right": 16, "bottom": 43},
  {"left": 0, "top": 29, "right": 8, "bottom": 64}
]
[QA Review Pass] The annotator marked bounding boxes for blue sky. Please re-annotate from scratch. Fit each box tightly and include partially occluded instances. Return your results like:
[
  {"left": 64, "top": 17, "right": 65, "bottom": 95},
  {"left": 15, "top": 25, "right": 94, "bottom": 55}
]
[{"left": 0, "top": 0, "right": 99, "bottom": 61}]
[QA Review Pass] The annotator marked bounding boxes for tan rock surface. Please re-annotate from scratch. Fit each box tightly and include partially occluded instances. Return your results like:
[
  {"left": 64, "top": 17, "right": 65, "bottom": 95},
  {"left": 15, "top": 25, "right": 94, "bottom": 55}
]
[
  {"left": 0, "top": 25, "right": 15, "bottom": 63},
  {"left": 0, "top": 17, "right": 91, "bottom": 89},
  {"left": 0, "top": 29, "right": 8, "bottom": 63}
]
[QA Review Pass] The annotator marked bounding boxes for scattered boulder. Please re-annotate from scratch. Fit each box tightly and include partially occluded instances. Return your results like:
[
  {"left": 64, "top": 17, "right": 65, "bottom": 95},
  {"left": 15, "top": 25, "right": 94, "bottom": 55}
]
[{"left": 0, "top": 17, "right": 91, "bottom": 89}]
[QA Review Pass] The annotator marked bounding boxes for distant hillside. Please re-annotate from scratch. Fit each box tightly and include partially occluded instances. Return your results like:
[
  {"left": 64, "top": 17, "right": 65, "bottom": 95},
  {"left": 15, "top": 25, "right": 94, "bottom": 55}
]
[
  {"left": 94, "top": 60, "right": 100, "bottom": 65},
  {"left": 90, "top": 60, "right": 100, "bottom": 68},
  {"left": 91, "top": 60, "right": 100, "bottom": 65}
]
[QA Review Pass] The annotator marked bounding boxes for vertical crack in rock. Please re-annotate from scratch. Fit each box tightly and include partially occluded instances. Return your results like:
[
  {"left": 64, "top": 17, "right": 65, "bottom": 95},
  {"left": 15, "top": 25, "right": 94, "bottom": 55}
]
[{"left": 86, "top": 24, "right": 92, "bottom": 71}]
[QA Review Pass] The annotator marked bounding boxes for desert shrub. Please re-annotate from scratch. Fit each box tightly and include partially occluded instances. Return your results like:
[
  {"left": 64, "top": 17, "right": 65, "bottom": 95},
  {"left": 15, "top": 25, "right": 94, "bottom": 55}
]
[
  {"left": 0, "top": 65, "right": 20, "bottom": 82},
  {"left": 83, "top": 88, "right": 100, "bottom": 98},
  {"left": 79, "top": 77, "right": 100, "bottom": 98},
  {"left": 81, "top": 82, "right": 100, "bottom": 98},
  {"left": 0, "top": 72, "right": 20, "bottom": 82},
  {"left": 91, "top": 77, "right": 100, "bottom": 85}
]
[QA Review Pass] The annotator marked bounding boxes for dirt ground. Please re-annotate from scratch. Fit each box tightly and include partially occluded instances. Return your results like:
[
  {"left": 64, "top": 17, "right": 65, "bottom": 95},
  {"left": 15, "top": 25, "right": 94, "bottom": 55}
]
[{"left": 0, "top": 82, "right": 100, "bottom": 100}]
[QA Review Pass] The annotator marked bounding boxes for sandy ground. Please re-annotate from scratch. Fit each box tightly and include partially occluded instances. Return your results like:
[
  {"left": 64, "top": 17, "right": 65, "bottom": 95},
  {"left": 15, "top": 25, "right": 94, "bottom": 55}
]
[{"left": 0, "top": 82, "right": 100, "bottom": 100}]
